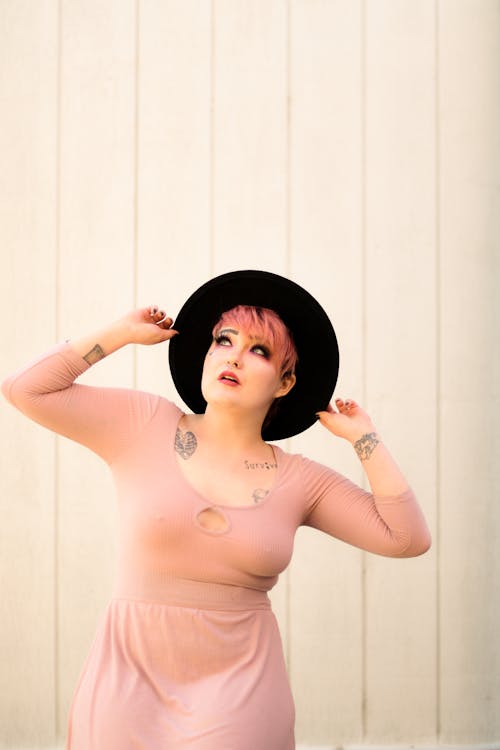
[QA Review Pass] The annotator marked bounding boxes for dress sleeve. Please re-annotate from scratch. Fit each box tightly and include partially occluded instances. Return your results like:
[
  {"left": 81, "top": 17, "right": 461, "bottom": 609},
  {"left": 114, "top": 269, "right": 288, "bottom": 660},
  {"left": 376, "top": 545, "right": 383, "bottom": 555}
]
[
  {"left": 1, "top": 342, "right": 162, "bottom": 464},
  {"left": 300, "top": 455, "right": 431, "bottom": 558}
]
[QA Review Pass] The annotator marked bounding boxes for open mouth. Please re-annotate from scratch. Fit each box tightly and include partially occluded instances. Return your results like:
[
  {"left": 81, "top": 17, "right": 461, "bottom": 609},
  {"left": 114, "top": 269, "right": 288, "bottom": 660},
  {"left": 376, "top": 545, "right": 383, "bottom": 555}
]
[{"left": 218, "top": 371, "right": 240, "bottom": 385}]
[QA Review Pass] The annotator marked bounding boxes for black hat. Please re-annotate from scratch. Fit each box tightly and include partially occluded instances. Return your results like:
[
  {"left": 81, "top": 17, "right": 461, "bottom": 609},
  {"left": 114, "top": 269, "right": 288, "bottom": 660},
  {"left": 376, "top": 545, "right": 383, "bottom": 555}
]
[{"left": 168, "top": 269, "right": 339, "bottom": 440}]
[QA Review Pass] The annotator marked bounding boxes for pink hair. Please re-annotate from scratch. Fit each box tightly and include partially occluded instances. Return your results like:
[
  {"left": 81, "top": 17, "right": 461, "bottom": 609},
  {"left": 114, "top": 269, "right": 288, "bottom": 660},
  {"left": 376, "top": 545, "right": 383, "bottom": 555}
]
[{"left": 212, "top": 305, "right": 298, "bottom": 377}]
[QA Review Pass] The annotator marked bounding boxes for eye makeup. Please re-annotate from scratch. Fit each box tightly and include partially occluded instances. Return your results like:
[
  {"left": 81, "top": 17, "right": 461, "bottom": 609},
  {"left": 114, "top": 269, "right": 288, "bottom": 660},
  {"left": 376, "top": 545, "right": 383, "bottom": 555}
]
[{"left": 213, "top": 329, "right": 272, "bottom": 359}]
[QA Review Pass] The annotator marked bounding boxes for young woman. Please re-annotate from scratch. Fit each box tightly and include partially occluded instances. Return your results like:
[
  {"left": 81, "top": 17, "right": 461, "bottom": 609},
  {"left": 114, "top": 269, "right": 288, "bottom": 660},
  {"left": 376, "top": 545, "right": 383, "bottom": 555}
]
[{"left": 2, "top": 270, "right": 431, "bottom": 750}]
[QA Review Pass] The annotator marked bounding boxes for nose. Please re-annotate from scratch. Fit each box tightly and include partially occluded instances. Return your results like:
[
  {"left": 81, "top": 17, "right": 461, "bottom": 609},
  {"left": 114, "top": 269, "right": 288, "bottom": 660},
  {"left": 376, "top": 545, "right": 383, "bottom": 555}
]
[{"left": 226, "top": 357, "right": 239, "bottom": 368}]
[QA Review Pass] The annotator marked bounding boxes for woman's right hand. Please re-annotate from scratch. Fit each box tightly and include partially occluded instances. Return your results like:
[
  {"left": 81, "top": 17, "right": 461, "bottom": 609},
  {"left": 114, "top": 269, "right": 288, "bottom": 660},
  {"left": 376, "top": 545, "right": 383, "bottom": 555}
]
[
  {"left": 122, "top": 305, "right": 178, "bottom": 346},
  {"left": 69, "top": 305, "right": 178, "bottom": 364}
]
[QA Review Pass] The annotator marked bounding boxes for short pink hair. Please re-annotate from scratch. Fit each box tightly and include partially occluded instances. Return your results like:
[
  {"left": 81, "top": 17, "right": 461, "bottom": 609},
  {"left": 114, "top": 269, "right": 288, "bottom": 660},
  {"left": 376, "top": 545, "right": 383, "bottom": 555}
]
[{"left": 212, "top": 305, "right": 298, "bottom": 377}]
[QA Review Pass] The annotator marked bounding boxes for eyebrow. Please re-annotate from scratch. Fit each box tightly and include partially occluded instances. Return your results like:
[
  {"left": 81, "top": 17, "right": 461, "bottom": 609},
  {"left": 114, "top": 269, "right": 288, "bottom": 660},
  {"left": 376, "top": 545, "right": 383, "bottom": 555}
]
[
  {"left": 216, "top": 327, "right": 272, "bottom": 348},
  {"left": 217, "top": 328, "right": 239, "bottom": 336}
]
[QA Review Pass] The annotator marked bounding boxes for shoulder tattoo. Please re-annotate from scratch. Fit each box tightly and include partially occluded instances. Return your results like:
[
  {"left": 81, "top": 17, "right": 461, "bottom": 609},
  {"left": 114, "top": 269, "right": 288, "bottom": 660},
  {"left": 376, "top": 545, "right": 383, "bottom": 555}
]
[{"left": 175, "top": 427, "right": 198, "bottom": 460}]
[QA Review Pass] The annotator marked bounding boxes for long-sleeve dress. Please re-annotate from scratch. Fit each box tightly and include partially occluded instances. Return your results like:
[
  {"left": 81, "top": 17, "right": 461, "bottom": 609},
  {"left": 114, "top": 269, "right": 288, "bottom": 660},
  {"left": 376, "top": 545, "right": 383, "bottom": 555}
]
[{"left": 1, "top": 343, "right": 431, "bottom": 750}]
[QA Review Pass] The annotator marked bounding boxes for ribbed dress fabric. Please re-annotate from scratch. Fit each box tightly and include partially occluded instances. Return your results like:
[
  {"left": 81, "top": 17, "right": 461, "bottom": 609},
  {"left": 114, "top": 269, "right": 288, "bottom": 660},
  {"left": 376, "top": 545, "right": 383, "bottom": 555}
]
[{"left": 1, "top": 344, "right": 430, "bottom": 749}]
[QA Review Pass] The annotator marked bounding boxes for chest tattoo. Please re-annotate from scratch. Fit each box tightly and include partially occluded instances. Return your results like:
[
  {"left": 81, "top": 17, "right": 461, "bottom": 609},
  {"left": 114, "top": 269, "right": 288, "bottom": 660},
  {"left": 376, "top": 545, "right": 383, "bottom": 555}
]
[
  {"left": 252, "top": 488, "right": 270, "bottom": 504},
  {"left": 175, "top": 428, "right": 198, "bottom": 460}
]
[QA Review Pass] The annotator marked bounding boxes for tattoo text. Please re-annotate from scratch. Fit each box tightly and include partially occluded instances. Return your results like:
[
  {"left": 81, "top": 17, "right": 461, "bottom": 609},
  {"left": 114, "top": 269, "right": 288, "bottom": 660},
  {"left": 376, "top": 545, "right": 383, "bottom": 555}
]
[{"left": 244, "top": 460, "right": 277, "bottom": 470}]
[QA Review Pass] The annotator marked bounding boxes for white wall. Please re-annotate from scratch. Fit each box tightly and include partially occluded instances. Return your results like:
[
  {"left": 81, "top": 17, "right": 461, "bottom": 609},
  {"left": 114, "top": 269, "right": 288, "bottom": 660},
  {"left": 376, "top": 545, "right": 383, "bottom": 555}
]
[{"left": 0, "top": 1, "right": 498, "bottom": 748}]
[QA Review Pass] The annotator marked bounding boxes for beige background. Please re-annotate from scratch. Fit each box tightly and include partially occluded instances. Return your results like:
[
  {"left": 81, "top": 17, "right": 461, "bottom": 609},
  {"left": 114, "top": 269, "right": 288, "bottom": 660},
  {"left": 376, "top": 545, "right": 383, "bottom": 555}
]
[{"left": 0, "top": 1, "right": 499, "bottom": 748}]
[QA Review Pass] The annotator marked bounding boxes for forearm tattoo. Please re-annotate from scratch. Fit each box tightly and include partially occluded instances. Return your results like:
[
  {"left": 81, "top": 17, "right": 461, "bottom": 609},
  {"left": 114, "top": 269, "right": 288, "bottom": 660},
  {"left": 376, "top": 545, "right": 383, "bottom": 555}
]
[
  {"left": 83, "top": 344, "right": 105, "bottom": 365},
  {"left": 354, "top": 432, "right": 380, "bottom": 461},
  {"left": 175, "top": 428, "right": 198, "bottom": 459}
]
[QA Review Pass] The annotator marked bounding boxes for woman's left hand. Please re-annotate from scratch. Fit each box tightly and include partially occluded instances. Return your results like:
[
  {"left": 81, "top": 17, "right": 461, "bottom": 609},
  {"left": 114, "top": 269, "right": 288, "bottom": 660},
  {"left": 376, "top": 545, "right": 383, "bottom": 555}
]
[{"left": 316, "top": 399, "right": 378, "bottom": 445}]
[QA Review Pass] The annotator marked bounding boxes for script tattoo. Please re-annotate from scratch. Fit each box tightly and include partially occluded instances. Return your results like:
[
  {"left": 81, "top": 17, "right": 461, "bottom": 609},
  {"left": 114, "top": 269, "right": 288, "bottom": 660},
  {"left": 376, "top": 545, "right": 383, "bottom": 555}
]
[
  {"left": 83, "top": 344, "right": 105, "bottom": 365},
  {"left": 175, "top": 428, "right": 198, "bottom": 460},
  {"left": 354, "top": 432, "right": 380, "bottom": 461},
  {"left": 252, "top": 488, "right": 269, "bottom": 504},
  {"left": 244, "top": 460, "right": 277, "bottom": 470}
]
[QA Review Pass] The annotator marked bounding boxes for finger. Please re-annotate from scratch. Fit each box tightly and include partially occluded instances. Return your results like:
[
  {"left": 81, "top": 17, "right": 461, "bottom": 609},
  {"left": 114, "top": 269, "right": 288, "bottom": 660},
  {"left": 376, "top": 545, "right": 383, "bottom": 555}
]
[
  {"left": 149, "top": 306, "right": 172, "bottom": 326},
  {"left": 335, "top": 398, "right": 354, "bottom": 415},
  {"left": 156, "top": 313, "right": 172, "bottom": 326},
  {"left": 316, "top": 408, "right": 336, "bottom": 420},
  {"left": 161, "top": 328, "right": 178, "bottom": 339}
]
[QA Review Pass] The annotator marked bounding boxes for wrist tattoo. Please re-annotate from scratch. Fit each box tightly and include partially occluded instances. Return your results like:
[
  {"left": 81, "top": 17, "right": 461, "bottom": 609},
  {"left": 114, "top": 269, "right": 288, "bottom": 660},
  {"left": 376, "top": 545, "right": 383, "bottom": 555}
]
[
  {"left": 175, "top": 428, "right": 198, "bottom": 460},
  {"left": 83, "top": 344, "right": 105, "bottom": 365},
  {"left": 354, "top": 432, "right": 380, "bottom": 461}
]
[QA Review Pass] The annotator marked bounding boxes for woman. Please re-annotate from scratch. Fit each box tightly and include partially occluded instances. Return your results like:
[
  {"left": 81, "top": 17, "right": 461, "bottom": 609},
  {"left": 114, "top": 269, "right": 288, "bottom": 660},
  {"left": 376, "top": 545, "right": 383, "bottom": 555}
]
[{"left": 2, "top": 270, "right": 431, "bottom": 750}]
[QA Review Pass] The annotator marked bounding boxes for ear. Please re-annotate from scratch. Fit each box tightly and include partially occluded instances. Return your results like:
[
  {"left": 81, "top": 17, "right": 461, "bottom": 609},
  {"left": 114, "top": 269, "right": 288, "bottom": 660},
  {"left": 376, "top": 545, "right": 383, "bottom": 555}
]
[{"left": 274, "top": 373, "right": 296, "bottom": 399}]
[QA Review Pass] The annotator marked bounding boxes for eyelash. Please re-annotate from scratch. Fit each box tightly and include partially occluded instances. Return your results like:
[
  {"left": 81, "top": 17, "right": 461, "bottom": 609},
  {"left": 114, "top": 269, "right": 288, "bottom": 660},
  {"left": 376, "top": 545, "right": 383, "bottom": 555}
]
[{"left": 214, "top": 334, "right": 270, "bottom": 359}]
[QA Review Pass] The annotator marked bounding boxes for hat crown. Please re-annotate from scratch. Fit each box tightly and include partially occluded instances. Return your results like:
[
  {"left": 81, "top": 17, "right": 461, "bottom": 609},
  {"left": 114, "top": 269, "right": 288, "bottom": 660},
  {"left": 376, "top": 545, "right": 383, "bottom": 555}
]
[{"left": 169, "top": 270, "right": 339, "bottom": 440}]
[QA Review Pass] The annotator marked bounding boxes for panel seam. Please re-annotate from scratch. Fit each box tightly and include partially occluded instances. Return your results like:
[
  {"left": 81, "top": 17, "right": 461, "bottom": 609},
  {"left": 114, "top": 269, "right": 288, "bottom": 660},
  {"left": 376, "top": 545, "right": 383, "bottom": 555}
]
[
  {"left": 133, "top": 0, "right": 140, "bottom": 390},
  {"left": 54, "top": 0, "right": 63, "bottom": 739},
  {"left": 210, "top": 0, "right": 216, "bottom": 275},
  {"left": 361, "top": 0, "right": 368, "bottom": 740},
  {"left": 434, "top": 0, "right": 442, "bottom": 741}
]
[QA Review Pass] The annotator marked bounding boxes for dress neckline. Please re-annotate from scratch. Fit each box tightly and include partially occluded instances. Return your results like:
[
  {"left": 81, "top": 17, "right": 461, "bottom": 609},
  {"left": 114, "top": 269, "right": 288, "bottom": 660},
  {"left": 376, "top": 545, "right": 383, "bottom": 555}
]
[{"left": 171, "top": 412, "right": 283, "bottom": 511}]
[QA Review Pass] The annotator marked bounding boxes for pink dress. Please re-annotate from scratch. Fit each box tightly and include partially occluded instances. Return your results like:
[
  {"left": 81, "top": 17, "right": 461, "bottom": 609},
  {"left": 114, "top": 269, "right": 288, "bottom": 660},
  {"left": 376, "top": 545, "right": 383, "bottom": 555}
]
[{"left": 1, "top": 344, "right": 430, "bottom": 749}]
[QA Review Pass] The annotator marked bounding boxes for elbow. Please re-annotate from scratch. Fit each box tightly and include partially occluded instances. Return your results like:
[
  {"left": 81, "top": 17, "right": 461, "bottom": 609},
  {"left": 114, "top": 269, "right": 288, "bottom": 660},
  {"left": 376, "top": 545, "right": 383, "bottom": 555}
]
[
  {"left": 403, "top": 528, "right": 432, "bottom": 558},
  {"left": 1, "top": 376, "right": 14, "bottom": 405},
  {"left": 422, "top": 528, "right": 432, "bottom": 553},
  {"left": 420, "top": 529, "right": 432, "bottom": 555},
  {"left": 1, "top": 374, "right": 35, "bottom": 412}
]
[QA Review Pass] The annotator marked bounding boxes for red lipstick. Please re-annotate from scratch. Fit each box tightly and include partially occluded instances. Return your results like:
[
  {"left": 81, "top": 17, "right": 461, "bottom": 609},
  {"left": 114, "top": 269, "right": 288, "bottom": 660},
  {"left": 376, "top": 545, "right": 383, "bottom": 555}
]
[{"left": 218, "top": 370, "right": 240, "bottom": 386}]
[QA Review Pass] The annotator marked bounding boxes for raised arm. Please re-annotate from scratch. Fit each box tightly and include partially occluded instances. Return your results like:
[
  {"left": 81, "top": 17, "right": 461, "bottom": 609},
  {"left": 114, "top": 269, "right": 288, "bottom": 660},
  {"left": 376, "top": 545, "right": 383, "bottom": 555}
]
[
  {"left": 1, "top": 306, "right": 178, "bottom": 462},
  {"left": 70, "top": 305, "right": 178, "bottom": 363},
  {"left": 317, "top": 398, "right": 411, "bottom": 496},
  {"left": 311, "top": 398, "right": 431, "bottom": 557}
]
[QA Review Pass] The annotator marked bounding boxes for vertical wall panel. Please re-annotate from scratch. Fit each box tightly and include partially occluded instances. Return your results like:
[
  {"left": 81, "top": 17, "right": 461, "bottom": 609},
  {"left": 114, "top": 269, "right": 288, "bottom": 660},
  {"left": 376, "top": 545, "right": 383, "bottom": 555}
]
[
  {"left": 213, "top": 0, "right": 288, "bottom": 273},
  {"left": 0, "top": 2, "right": 498, "bottom": 748},
  {"left": 0, "top": 2, "right": 59, "bottom": 746},
  {"left": 289, "top": 1, "right": 365, "bottom": 744},
  {"left": 57, "top": 0, "right": 137, "bottom": 738},
  {"left": 439, "top": 0, "right": 500, "bottom": 742},
  {"left": 135, "top": 0, "right": 212, "bottom": 399},
  {"left": 364, "top": 0, "right": 437, "bottom": 743},
  {"left": 212, "top": 0, "right": 291, "bottom": 638}
]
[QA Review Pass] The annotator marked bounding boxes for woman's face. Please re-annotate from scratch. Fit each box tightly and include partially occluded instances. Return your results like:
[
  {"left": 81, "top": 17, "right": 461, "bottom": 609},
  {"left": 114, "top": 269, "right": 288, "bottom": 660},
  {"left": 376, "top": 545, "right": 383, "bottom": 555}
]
[{"left": 201, "top": 326, "right": 295, "bottom": 415}]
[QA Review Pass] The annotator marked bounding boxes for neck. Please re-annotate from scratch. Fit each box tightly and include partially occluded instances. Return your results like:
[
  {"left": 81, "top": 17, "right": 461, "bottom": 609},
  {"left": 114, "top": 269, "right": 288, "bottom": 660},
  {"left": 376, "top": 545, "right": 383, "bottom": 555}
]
[{"left": 191, "top": 404, "right": 268, "bottom": 452}]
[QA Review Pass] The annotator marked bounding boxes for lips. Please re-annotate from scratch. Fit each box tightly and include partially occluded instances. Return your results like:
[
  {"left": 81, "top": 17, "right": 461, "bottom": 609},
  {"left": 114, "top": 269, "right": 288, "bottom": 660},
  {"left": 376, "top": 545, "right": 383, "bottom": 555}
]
[{"left": 218, "top": 370, "right": 241, "bottom": 386}]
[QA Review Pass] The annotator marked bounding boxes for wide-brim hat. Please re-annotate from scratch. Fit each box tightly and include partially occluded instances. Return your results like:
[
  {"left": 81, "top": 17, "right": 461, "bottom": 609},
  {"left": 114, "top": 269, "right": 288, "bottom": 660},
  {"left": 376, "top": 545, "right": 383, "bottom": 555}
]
[{"left": 168, "top": 269, "right": 339, "bottom": 440}]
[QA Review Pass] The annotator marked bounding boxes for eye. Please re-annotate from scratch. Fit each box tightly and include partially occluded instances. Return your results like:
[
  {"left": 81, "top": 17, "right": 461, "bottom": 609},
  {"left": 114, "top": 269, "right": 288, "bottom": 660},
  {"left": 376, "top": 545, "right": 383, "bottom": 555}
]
[
  {"left": 251, "top": 344, "right": 270, "bottom": 358},
  {"left": 214, "top": 334, "right": 231, "bottom": 346}
]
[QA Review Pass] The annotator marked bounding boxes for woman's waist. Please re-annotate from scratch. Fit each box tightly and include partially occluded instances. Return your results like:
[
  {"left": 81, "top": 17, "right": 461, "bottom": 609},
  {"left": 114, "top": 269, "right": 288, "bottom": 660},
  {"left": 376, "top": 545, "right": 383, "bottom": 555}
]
[{"left": 112, "top": 572, "right": 272, "bottom": 611}]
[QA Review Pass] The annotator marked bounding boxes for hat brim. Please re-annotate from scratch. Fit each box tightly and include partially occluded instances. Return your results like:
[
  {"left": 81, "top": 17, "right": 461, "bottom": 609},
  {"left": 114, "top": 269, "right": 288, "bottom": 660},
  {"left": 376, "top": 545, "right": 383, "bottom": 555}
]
[{"left": 168, "top": 270, "right": 339, "bottom": 440}]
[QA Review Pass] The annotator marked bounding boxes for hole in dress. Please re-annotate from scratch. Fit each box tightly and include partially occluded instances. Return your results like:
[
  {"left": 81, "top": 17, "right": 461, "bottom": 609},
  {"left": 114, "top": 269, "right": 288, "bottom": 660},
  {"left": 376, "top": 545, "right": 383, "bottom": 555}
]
[{"left": 196, "top": 507, "right": 230, "bottom": 532}]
